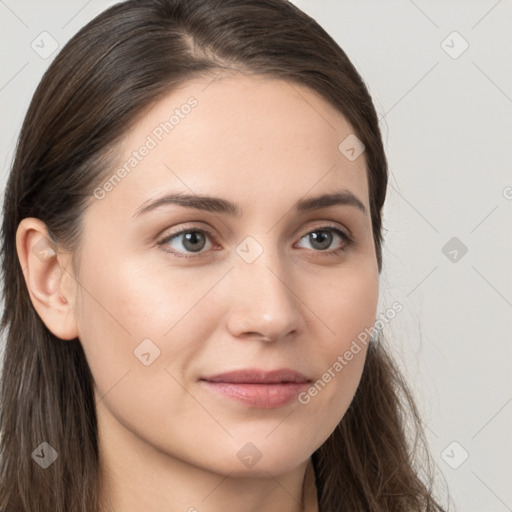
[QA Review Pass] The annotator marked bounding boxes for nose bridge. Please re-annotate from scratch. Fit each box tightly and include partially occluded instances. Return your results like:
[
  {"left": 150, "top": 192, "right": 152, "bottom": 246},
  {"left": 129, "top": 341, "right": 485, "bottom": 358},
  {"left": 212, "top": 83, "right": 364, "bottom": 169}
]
[{"left": 226, "top": 235, "right": 302, "bottom": 340}]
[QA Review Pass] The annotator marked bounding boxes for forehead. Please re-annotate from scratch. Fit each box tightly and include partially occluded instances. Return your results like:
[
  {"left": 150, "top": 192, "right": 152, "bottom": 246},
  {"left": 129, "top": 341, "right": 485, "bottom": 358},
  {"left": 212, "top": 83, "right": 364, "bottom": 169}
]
[{"left": 93, "top": 72, "right": 369, "bottom": 219}]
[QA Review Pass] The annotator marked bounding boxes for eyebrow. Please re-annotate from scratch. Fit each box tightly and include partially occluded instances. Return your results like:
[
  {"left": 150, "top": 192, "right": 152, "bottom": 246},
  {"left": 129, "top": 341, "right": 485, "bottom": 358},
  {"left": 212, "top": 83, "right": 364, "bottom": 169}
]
[{"left": 132, "top": 189, "right": 367, "bottom": 219}]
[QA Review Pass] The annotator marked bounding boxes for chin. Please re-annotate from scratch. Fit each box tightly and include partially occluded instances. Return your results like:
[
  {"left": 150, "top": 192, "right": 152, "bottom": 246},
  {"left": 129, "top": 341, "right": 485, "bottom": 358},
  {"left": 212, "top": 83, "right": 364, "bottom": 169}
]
[{"left": 213, "top": 435, "right": 314, "bottom": 477}]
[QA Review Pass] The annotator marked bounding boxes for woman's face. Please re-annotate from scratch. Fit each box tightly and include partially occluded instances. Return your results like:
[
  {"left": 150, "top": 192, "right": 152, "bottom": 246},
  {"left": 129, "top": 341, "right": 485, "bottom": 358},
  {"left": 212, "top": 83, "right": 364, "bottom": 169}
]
[{"left": 72, "top": 73, "right": 379, "bottom": 476}]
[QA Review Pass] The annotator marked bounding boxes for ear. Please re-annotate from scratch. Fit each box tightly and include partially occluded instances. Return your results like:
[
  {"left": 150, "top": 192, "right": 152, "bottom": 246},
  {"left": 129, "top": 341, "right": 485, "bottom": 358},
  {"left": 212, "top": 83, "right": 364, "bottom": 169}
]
[{"left": 16, "top": 218, "right": 79, "bottom": 340}]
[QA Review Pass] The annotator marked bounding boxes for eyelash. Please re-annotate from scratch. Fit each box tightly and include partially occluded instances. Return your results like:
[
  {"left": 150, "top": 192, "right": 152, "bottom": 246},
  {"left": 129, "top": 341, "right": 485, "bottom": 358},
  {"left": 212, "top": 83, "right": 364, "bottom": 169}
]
[{"left": 156, "top": 224, "right": 354, "bottom": 260}]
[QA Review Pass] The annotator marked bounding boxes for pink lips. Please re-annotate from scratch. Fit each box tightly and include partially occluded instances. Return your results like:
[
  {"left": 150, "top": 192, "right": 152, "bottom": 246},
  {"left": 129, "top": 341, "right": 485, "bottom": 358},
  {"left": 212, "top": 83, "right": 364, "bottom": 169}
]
[{"left": 199, "top": 368, "right": 311, "bottom": 408}]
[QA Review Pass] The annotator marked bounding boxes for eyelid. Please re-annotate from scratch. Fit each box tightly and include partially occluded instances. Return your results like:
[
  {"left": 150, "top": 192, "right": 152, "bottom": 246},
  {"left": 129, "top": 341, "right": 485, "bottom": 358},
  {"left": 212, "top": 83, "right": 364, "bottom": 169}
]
[
  {"left": 302, "top": 223, "right": 354, "bottom": 244},
  {"left": 295, "top": 220, "right": 354, "bottom": 244}
]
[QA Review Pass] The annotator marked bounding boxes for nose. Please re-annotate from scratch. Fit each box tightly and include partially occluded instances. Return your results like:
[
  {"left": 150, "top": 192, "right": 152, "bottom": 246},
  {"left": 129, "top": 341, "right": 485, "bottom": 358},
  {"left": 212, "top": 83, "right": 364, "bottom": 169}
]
[{"left": 225, "top": 244, "right": 305, "bottom": 343}]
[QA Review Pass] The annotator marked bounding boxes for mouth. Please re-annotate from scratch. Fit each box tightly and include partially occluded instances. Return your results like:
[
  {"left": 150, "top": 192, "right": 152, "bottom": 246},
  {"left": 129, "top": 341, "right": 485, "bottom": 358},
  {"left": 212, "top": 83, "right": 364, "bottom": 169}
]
[
  {"left": 199, "top": 368, "right": 312, "bottom": 408},
  {"left": 201, "top": 368, "right": 311, "bottom": 384}
]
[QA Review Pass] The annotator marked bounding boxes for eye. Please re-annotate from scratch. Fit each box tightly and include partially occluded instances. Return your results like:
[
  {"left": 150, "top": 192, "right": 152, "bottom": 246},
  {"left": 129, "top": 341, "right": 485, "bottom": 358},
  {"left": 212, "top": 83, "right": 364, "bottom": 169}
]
[
  {"left": 157, "top": 227, "right": 216, "bottom": 258},
  {"left": 296, "top": 226, "right": 353, "bottom": 255},
  {"left": 157, "top": 224, "right": 354, "bottom": 259}
]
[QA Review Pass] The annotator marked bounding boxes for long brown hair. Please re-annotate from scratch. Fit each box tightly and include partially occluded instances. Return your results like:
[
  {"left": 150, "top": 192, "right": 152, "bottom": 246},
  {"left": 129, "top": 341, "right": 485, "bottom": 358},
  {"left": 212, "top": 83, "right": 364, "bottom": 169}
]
[{"left": 0, "top": 0, "right": 448, "bottom": 510}]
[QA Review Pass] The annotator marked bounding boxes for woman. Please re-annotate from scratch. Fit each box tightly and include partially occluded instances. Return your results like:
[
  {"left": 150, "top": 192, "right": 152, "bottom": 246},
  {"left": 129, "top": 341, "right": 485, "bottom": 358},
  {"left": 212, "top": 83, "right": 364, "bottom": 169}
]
[{"left": 0, "top": 0, "right": 448, "bottom": 510}]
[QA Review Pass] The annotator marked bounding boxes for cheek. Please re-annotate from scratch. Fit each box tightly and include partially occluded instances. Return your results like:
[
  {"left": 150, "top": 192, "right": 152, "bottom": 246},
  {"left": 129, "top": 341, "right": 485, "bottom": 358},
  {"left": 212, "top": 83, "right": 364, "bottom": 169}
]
[
  {"left": 297, "top": 260, "right": 378, "bottom": 429},
  {"left": 73, "top": 248, "right": 229, "bottom": 392},
  {"left": 311, "top": 258, "right": 379, "bottom": 352}
]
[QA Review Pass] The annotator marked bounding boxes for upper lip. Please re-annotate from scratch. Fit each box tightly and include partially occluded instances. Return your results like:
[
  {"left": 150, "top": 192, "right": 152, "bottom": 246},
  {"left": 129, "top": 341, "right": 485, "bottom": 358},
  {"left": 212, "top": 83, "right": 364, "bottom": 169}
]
[{"left": 200, "top": 368, "right": 311, "bottom": 384}]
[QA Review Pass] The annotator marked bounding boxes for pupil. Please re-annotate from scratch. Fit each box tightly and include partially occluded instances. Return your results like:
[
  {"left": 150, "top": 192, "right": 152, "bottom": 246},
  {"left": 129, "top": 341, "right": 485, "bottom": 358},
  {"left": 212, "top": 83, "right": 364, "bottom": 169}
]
[
  {"left": 310, "top": 231, "right": 332, "bottom": 250},
  {"left": 184, "top": 232, "right": 205, "bottom": 252}
]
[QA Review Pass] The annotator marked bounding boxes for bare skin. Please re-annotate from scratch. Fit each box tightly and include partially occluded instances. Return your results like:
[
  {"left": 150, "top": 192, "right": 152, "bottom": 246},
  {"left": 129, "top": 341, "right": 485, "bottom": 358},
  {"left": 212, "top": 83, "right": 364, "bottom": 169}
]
[{"left": 16, "top": 71, "right": 379, "bottom": 512}]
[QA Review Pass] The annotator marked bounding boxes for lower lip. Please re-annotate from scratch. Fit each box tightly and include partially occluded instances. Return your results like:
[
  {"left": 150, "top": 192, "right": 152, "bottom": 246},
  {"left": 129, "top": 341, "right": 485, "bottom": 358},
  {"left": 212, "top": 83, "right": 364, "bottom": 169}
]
[{"left": 200, "top": 381, "right": 309, "bottom": 408}]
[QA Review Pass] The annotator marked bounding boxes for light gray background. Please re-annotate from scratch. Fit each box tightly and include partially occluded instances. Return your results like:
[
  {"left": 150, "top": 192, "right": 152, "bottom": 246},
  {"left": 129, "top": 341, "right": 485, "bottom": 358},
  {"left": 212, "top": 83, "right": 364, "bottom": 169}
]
[{"left": 1, "top": 1, "right": 511, "bottom": 510}]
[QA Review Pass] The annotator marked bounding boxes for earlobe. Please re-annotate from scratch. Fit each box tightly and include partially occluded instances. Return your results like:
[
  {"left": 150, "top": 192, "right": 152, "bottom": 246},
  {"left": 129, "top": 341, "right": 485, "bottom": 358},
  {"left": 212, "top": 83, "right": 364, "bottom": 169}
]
[{"left": 16, "top": 218, "right": 79, "bottom": 341}]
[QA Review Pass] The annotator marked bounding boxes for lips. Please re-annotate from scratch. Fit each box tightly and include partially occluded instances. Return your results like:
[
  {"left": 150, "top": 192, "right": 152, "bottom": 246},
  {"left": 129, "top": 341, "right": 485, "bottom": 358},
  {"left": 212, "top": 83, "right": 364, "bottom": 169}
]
[
  {"left": 199, "top": 368, "right": 311, "bottom": 408},
  {"left": 200, "top": 368, "right": 311, "bottom": 384}
]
